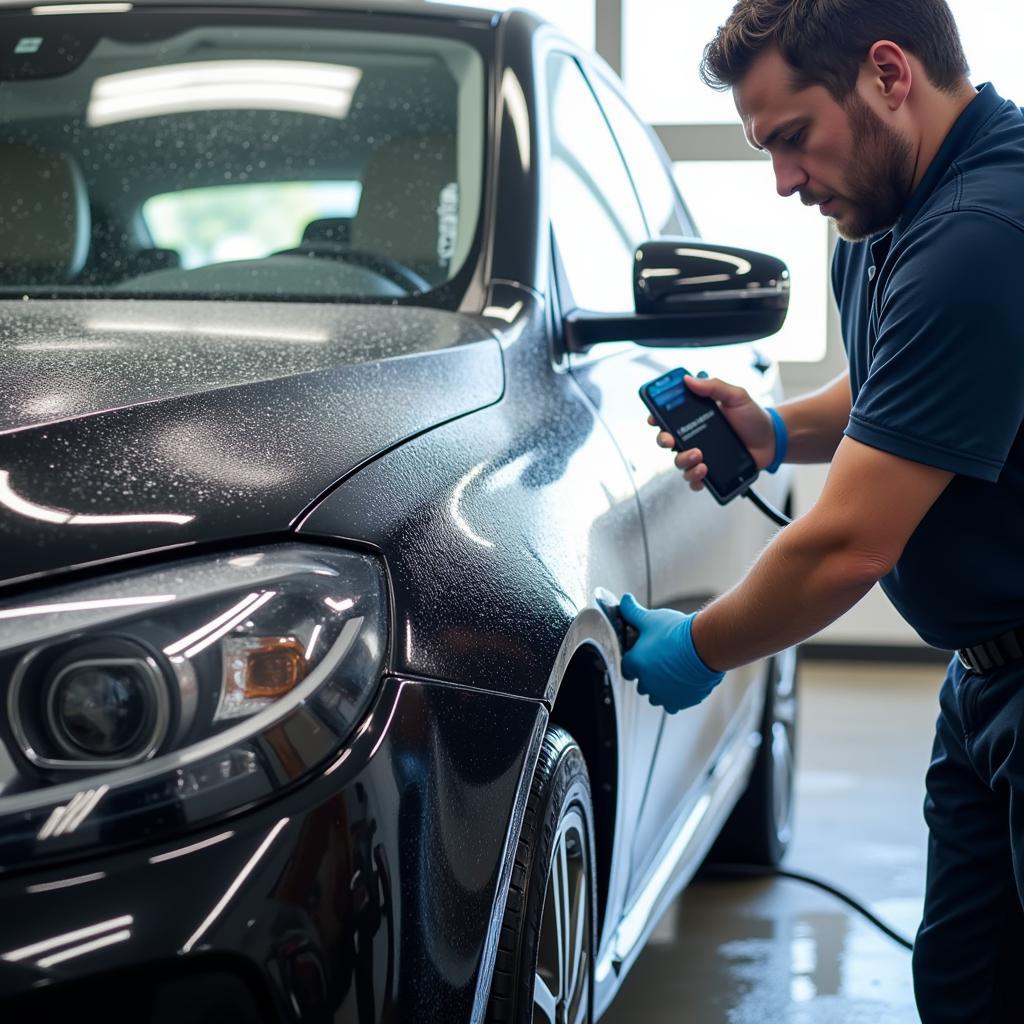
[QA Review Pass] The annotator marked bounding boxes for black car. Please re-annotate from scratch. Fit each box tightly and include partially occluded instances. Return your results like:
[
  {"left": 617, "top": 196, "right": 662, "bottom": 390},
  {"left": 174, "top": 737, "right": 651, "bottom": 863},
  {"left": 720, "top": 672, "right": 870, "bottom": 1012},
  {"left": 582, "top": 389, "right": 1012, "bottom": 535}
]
[{"left": 0, "top": 3, "right": 797, "bottom": 1021}]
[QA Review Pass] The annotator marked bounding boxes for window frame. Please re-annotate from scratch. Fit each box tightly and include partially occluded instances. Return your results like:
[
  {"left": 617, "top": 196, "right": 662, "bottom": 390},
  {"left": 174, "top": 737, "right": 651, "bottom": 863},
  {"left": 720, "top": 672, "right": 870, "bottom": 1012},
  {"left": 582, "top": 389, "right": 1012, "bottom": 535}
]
[{"left": 544, "top": 49, "right": 648, "bottom": 315}]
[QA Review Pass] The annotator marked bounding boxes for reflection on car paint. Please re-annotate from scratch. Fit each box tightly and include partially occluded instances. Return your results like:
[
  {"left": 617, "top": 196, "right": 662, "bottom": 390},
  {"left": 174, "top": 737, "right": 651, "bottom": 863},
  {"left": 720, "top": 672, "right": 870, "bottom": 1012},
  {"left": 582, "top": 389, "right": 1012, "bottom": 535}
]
[{"left": 0, "top": 470, "right": 194, "bottom": 526}]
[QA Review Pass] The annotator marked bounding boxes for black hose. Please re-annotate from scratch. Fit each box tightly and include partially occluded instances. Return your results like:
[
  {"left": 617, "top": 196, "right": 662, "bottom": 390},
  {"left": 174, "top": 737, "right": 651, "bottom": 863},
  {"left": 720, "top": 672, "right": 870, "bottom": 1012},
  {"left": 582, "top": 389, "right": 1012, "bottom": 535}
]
[
  {"left": 744, "top": 488, "right": 793, "bottom": 527},
  {"left": 703, "top": 862, "right": 915, "bottom": 951}
]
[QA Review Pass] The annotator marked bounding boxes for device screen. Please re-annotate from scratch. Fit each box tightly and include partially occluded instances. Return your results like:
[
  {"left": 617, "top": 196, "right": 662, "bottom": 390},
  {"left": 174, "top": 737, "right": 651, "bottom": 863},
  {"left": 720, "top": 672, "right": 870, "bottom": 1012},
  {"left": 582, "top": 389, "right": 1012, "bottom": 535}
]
[{"left": 642, "top": 368, "right": 758, "bottom": 502}]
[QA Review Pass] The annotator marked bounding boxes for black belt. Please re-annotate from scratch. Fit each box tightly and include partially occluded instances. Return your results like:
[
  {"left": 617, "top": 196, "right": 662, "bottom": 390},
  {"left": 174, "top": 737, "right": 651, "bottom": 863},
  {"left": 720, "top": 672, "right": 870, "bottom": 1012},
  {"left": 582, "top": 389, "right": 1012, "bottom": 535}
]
[{"left": 957, "top": 626, "right": 1024, "bottom": 674}]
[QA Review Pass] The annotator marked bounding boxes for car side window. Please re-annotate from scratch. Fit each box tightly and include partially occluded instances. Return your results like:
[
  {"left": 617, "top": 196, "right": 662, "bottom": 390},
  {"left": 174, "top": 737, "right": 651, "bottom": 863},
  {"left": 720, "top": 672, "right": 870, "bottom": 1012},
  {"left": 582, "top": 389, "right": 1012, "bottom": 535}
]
[
  {"left": 589, "top": 72, "right": 693, "bottom": 238},
  {"left": 547, "top": 53, "right": 647, "bottom": 313}
]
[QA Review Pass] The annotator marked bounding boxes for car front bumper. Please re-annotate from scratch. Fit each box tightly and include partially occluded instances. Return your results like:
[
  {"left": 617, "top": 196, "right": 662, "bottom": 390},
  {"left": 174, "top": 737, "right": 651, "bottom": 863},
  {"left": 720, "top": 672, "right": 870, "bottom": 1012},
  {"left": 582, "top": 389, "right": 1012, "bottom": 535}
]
[{"left": 0, "top": 676, "right": 545, "bottom": 1023}]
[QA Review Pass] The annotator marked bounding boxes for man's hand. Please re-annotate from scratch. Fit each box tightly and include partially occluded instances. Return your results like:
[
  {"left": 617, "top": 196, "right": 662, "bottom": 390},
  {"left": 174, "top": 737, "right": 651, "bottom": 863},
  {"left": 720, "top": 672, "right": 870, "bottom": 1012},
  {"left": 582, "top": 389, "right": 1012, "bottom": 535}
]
[
  {"left": 649, "top": 375, "right": 777, "bottom": 491},
  {"left": 619, "top": 594, "right": 725, "bottom": 713}
]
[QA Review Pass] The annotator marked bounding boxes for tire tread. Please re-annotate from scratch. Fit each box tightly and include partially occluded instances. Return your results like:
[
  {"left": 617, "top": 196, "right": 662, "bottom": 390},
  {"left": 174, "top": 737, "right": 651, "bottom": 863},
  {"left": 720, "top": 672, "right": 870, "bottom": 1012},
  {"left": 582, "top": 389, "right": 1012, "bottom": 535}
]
[{"left": 485, "top": 727, "right": 593, "bottom": 1024}]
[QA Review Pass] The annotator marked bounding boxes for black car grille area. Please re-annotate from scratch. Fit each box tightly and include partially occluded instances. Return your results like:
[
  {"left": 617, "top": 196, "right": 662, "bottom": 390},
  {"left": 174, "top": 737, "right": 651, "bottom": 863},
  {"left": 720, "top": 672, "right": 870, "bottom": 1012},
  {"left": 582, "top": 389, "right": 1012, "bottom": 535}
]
[{"left": 2, "top": 962, "right": 272, "bottom": 1024}]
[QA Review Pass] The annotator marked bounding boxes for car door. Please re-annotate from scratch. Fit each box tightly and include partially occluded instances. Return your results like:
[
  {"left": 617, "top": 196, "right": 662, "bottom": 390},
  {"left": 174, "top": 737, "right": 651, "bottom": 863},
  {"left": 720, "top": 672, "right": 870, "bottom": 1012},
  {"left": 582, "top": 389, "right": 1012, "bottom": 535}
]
[
  {"left": 547, "top": 52, "right": 778, "bottom": 895},
  {"left": 543, "top": 51, "right": 668, "bottom": 896}
]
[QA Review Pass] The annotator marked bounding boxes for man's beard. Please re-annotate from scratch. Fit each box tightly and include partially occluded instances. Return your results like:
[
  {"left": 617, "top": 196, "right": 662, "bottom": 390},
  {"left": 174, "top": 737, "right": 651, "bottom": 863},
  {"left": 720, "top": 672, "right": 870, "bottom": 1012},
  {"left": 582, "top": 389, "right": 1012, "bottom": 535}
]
[{"left": 834, "top": 95, "right": 915, "bottom": 242}]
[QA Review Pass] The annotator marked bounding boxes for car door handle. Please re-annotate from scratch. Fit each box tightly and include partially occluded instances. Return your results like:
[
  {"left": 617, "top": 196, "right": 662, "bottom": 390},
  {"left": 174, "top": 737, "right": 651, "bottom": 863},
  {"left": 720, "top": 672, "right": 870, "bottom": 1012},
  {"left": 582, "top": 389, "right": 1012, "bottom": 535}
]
[{"left": 751, "top": 349, "right": 771, "bottom": 374}]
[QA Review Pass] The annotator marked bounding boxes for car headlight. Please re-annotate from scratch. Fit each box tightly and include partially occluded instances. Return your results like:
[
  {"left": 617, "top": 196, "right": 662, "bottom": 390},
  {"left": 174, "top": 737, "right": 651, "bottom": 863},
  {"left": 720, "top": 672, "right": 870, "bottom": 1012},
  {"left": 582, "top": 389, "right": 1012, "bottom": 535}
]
[{"left": 0, "top": 544, "right": 386, "bottom": 868}]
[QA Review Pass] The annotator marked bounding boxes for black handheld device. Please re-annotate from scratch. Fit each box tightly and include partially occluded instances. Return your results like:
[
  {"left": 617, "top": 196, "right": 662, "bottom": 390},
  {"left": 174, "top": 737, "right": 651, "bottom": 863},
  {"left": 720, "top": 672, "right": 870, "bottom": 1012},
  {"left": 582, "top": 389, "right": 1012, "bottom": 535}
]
[
  {"left": 639, "top": 367, "right": 759, "bottom": 505},
  {"left": 594, "top": 587, "right": 639, "bottom": 654}
]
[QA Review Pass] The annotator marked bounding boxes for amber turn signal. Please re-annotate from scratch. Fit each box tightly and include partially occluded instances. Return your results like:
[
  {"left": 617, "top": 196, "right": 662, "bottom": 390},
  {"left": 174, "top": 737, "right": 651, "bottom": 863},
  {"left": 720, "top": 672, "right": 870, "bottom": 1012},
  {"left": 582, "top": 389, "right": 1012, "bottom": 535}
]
[{"left": 218, "top": 636, "right": 306, "bottom": 719}]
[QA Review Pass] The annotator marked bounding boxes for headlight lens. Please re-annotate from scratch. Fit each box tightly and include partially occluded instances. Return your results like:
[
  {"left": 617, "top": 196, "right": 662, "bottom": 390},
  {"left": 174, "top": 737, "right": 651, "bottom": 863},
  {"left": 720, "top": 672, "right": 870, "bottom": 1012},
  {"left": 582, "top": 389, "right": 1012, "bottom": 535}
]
[
  {"left": 48, "top": 651, "right": 167, "bottom": 759},
  {"left": 0, "top": 544, "right": 387, "bottom": 868}
]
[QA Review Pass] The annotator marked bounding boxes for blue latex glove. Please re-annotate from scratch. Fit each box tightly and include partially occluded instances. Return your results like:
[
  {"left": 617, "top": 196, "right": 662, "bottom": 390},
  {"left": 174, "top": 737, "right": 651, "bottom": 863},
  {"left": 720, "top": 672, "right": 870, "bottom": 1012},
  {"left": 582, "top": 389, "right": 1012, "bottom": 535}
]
[{"left": 619, "top": 593, "right": 725, "bottom": 713}]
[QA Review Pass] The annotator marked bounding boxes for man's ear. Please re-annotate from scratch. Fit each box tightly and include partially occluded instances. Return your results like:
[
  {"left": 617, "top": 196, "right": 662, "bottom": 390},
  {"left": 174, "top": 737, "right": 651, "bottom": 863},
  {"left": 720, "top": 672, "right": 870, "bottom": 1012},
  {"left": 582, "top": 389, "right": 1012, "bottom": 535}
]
[{"left": 863, "top": 39, "right": 912, "bottom": 111}]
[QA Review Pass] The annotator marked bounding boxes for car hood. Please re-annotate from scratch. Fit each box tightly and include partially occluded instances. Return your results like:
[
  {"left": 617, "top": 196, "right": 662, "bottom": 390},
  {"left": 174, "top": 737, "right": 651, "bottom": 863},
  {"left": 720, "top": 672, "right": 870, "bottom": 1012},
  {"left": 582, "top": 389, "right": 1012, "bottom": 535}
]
[{"left": 0, "top": 299, "right": 503, "bottom": 588}]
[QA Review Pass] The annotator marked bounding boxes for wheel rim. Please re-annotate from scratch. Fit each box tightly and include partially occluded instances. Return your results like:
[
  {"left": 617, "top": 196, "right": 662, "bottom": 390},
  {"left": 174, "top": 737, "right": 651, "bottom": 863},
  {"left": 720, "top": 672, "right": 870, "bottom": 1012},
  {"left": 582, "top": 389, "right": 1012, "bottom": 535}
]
[
  {"left": 771, "top": 647, "right": 798, "bottom": 846},
  {"left": 533, "top": 808, "right": 590, "bottom": 1024}
]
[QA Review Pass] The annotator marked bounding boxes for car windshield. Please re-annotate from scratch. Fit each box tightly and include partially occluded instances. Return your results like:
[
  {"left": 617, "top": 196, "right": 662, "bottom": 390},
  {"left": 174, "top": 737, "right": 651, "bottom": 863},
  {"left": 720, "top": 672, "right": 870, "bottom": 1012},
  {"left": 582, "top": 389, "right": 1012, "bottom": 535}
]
[{"left": 0, "top": 9, "right": 488, "bottom": 306}]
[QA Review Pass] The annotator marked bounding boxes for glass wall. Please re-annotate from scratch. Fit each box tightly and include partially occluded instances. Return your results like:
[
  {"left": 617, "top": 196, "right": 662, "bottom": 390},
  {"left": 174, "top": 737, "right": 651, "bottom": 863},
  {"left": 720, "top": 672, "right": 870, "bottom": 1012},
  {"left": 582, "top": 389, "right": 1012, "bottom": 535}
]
[
  {"left": 675, "top": 161, "right": 829, "bottom": 363},
  {"left": 949, "top": 0, "right": 1024, "bottom": 100},
  {"left": 621, "top": 0, "right": 737, "bottom": 125}
]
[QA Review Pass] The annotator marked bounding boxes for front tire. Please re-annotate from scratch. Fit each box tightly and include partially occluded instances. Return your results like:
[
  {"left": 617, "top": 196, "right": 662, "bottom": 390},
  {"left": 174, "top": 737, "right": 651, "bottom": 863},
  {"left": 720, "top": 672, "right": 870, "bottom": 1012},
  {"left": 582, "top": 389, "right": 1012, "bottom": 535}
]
[{"left": 487, "top": 726, "right": 596, "bottom": 1024}]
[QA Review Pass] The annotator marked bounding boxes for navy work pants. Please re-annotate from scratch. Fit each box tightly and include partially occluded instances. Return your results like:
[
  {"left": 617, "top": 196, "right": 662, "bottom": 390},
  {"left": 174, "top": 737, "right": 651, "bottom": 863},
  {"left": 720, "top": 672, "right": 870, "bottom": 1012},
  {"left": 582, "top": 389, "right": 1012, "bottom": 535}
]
[{"left": 914, "top": 657, "right": 1024, "bottom": 1021}]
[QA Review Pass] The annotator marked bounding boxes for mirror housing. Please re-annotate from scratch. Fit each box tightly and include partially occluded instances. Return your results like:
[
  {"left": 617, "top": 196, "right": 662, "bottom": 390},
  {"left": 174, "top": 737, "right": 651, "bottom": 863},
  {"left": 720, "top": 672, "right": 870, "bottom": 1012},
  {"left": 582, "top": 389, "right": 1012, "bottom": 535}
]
[{"left": 564, "top": 239, "right": 790, "bottom": 351}]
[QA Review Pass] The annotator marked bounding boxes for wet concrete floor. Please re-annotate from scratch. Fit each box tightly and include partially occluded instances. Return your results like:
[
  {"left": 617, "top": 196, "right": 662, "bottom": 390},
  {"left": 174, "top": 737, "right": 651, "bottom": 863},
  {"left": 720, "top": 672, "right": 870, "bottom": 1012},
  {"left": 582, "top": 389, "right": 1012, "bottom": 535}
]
[{"left": 602, "top": 660, "right": 943, "bottom": 1023}]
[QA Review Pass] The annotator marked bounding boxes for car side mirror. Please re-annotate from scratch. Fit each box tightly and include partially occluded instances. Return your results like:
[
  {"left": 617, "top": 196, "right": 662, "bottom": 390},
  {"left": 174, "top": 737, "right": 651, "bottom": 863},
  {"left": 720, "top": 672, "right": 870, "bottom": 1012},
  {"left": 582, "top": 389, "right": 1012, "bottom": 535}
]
[{"left": 564, "top": 239, "right": 790, "bottom": 351}]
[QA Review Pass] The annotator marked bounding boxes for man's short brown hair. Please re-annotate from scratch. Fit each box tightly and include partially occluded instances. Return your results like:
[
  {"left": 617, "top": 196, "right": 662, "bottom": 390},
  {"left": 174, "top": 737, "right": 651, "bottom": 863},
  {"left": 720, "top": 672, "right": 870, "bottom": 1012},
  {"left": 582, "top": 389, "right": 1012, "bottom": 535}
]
[{"left": 701, "top": 0, "right": 969, "bottom": 100}]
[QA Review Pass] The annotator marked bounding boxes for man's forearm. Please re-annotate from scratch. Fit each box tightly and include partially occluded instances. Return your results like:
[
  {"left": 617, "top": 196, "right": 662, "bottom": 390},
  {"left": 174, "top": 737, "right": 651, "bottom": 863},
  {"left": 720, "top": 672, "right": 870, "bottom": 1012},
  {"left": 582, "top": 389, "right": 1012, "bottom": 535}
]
[
  {"left": 690, "top": 509, "right": 885, "bottom": 671},
  {"left": 776, "top": 370, "right": 852, "bottom": 464}
]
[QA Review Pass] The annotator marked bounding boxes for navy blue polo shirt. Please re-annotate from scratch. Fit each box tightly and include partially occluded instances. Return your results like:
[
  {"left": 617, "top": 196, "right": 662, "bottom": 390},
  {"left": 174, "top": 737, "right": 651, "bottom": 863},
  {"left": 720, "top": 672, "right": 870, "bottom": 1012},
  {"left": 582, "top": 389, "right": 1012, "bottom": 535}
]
[{"left": 832, "top": 83, "right": 1024, "bottom": 650}]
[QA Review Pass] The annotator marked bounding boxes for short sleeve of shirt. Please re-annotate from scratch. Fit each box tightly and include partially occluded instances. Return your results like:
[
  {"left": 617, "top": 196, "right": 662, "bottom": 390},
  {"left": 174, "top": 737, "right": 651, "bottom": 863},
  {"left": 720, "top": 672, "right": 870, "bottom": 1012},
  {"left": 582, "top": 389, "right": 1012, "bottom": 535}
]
[{"left": 846, "top": 210, "right": 1024, "bottom": 482}]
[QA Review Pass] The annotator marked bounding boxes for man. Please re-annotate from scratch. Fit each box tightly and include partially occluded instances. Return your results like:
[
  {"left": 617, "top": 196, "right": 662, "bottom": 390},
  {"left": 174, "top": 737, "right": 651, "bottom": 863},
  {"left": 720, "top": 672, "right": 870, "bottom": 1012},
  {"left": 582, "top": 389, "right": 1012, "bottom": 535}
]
[{"left": 617, "top": 1, "right": 1024, "bottom": 1019}]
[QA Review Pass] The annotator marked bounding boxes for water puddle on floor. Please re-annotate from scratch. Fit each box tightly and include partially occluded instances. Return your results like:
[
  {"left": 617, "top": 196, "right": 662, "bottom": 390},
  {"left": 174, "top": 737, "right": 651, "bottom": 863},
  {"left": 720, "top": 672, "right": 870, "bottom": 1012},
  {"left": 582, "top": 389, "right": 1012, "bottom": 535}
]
[{"left": 602, "top": 879, "right": 920, "bottom": 1023}]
